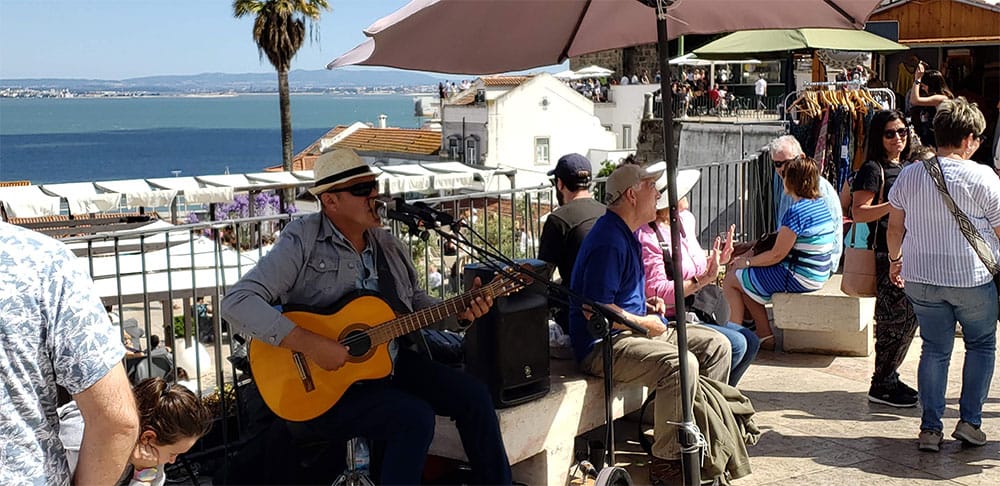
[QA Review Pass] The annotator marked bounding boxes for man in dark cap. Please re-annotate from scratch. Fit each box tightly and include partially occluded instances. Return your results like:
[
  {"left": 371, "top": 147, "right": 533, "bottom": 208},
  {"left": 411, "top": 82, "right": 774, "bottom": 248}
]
[{"left": 538, "top": 153, "right": 606, "bottom": 332}]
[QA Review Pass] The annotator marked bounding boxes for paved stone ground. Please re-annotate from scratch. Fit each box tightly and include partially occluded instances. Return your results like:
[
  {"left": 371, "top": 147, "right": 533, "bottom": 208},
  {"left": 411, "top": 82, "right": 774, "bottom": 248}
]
[
  {"left": 166, "top": 332, "right": 1000, "bottom": 485},
  {"left": 593, "top": 336, "right": 1000, "bottom": 485}
]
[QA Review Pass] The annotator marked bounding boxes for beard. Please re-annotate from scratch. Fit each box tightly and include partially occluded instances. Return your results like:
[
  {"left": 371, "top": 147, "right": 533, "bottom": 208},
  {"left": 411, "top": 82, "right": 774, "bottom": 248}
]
[{"left": 555, "top": 190, "right": 565, "bottom": 206}]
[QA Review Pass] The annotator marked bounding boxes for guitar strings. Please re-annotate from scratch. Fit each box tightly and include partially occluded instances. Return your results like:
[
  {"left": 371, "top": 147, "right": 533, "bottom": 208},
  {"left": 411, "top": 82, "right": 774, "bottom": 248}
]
[{"left": 337, "top": 279, "right": 520, "bottom": 349}]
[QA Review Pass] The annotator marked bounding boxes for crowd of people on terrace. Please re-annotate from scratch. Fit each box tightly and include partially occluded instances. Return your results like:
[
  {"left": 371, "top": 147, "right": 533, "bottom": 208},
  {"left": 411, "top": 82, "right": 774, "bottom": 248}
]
[{"left": 2, "top": 91, "right": 997, "bottom": 485}]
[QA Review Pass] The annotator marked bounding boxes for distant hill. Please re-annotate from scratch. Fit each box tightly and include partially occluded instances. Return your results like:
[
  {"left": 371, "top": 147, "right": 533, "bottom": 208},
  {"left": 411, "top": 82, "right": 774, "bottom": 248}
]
[{"left": 0, "top": 69, "right": 447, "bottom": 93}]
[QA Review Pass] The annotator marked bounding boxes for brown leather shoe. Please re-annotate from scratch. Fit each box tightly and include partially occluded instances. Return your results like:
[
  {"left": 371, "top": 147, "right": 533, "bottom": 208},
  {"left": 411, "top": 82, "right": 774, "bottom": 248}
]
[{"left": 649, "top": 457, "right": 684, "bottom": 486}]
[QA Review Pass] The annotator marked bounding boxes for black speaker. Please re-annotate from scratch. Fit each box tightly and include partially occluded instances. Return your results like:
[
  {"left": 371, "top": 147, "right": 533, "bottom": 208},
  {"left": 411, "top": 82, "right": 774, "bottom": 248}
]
[{"left": 462, "top": 259, "right": 550, "bottom": 408}]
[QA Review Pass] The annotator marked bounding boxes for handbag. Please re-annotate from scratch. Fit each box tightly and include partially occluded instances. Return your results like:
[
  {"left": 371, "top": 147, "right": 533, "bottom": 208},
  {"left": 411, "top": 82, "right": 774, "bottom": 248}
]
[
  {"left": 921, "top": 156, "right": 1000, "bottom": 305},
  {"left": 840, "top": 163, "right": 885, "bottom": 297}
]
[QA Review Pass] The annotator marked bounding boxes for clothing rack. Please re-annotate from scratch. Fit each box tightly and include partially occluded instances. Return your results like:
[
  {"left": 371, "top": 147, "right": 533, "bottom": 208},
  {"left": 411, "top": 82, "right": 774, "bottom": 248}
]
[{"left": 782, "top": 85, "right": 895, "bottom": 123}]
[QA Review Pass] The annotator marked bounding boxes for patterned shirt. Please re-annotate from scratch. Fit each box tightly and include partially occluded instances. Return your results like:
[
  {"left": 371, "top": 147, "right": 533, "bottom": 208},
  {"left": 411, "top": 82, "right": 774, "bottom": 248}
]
[
  {"left": 888, "top": 157, "right": 1000, "bottom": 287},
  {"left": 0, "top": 222, "right": 125, "bottom": 486}
]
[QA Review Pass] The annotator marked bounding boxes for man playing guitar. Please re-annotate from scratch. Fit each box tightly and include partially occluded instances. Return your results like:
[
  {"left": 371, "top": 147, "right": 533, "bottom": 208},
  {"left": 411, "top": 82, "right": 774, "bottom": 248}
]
[{"left": 221, "top": 149, "right": 511, "bottom": 484}]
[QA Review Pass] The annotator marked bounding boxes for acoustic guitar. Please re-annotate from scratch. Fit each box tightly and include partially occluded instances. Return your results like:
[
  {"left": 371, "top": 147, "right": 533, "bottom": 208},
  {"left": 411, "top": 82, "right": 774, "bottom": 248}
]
[{"left": 249, "top": 272, "right": 529, "bottom": 422}]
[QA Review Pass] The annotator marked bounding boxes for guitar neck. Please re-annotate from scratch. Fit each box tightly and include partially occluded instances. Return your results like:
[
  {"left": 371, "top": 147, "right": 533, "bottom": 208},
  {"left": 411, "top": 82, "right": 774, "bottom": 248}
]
[{"left": 363, "top": 280, "right": 506, "bottom": 346}]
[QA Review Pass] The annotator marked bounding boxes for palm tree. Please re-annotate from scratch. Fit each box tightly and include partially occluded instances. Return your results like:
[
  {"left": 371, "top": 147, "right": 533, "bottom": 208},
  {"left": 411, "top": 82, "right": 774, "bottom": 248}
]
[{"left": 233, "top": 0, "right": 330, "bottom": 206}]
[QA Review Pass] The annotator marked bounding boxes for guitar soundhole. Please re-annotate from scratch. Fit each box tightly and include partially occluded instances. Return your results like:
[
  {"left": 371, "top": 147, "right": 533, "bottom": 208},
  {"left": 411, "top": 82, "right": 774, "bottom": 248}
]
[{"left": 344, "top": 329, "right": 372, "bottom": 357}]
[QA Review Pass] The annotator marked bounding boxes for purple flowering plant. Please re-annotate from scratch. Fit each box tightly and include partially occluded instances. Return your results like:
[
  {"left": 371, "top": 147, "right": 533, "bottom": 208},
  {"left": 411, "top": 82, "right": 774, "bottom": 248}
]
[{"left": 212, "top": 191, "right": 296, "bottom": 250}]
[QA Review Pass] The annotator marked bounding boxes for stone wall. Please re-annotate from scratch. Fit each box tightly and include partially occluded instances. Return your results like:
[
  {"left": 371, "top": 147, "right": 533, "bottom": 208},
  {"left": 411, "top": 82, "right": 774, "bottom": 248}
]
[
  {"left": 571, "top": 44, "right": 661, "bottom": 80},
  {"left": 571, "top": 49, "right": 623, "bottom": 76}
]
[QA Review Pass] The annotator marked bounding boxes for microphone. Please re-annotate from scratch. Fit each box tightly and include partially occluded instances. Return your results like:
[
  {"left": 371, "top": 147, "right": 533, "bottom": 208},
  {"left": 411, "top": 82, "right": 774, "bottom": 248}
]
[
  {"left": 387, "top": 197, "right": 454, "bottom": 227},
  {"left": 375, "top": 199, "right": 424, "bottom": 237}
]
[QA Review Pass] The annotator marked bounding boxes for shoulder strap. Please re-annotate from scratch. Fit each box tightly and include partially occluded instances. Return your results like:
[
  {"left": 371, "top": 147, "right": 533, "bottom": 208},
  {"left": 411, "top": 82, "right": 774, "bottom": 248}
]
[
  {"left": 648, "top": 221, "right": 674, "bottom": 280},
  {"left": 920, "top": 156, "right": 999, "bottom": 274}
]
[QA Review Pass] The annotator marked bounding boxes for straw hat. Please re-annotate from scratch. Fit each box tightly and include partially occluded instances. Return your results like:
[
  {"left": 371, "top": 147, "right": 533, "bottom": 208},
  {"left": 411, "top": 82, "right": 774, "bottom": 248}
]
[
  {"left": 309, "top": 149, "right": 376, "bottom": 195},
  {"left": 656, "top": 168, "right": 701, "bottom": 210}
]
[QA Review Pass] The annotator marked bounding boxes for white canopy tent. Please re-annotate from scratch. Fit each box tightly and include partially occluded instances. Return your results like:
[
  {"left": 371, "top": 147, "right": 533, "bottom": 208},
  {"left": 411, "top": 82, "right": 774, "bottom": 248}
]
[
  {"left": 0, "top": 185, "right": 62, "bottom": 218},
  {"left": 41, "top": 182, "right": 121, "bottom": 215},
  {"left": 3, "top": 163, "right": 490, "bottom": 221},
  {"left": 94, "top": 179, "right": 178, "bottom": 210}
]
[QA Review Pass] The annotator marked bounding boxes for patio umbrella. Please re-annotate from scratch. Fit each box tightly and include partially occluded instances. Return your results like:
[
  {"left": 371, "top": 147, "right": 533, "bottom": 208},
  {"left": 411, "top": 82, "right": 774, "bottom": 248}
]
[
  {"left": 694, "top": 27, "right": 909, "bottom": 57},
  {"left": 328, "top": 0, "right": 884, "bottom": 74},
  {"left": 329, "top": 1, "right": 884, "bottom": 483},
  {"left": 574, "top": 64, "right": 615, "bottom": 78},
  {"left": 669, "top": 53, "right": 761, "bottom": 66},
  {"left": 553, "top": 69, "right": 579, "bottom": 80}
]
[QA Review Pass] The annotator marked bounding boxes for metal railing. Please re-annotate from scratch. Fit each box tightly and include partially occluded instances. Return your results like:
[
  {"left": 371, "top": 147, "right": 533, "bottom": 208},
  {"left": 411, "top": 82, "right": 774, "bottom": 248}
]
[
  {"left": 56, "top": 152, "right": 774, "bottom": 476},
  {"left": 654, "top": 94, "right": 785, "bottom": 119}
]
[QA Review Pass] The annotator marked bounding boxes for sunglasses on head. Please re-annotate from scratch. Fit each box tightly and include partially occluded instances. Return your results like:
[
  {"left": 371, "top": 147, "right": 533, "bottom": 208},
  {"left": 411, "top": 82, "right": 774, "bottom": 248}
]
[
  {"left": 328, "top": 179, "right": 377, "bottom": 197},
  {"left": 883, "top": 128, "right": 909, "bottom": 139}
]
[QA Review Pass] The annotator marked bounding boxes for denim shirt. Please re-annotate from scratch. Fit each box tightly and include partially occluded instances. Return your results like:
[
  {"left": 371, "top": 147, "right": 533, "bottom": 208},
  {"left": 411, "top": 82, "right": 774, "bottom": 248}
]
[{"left": 221, "top": 212, "right": 446, "bottom": 347}]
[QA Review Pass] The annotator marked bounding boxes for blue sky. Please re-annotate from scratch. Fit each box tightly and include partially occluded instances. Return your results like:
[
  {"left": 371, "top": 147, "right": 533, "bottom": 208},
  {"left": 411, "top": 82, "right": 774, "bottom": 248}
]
[{"left": 0, "top": 0, "right": 423, "bottom": 79}]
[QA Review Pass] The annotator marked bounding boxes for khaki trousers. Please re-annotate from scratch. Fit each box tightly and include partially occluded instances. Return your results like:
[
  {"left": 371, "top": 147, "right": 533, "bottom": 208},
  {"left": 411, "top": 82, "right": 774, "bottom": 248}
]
[{"left": 582, "top": 324, "right": 731, "bottom": 459}]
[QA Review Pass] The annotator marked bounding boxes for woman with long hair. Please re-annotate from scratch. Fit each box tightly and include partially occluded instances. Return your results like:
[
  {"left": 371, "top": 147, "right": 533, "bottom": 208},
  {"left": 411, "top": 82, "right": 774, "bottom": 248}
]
[
  {"left": 60, "top": 377, "right": 214, "bottom": 485},
  {"left": 722, "top": 156, "right": 839, "bottom": 340},
  {"left": 909, "top": 63, "right": 954, "bottom": 148},
  {"left": 851, "top": 110, "right": 919, "bottom": 408},
  {"left": 888, "top": 97, "right": 999, "bottom": 452}
]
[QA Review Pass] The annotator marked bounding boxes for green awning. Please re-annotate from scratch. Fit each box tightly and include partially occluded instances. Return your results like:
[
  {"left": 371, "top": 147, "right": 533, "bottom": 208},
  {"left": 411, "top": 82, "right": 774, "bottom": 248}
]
[{"left": 694, "top": 28, "right": 908, "bottom": 58}]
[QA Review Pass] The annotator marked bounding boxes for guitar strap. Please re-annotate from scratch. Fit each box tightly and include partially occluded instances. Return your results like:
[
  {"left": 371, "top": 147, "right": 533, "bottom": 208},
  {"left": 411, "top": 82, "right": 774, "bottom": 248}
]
[{"left": 375, "top": 235, "right": 434, "bottom": 360}]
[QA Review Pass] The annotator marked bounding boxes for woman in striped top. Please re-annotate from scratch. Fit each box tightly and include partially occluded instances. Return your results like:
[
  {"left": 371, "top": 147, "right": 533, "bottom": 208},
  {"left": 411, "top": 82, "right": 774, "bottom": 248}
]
[
  {"left": 886, "top": 97, "right": 1000, "bottom": 453},
  {"left": 722, "top": 156, "right": 839, "bottom": 341}
]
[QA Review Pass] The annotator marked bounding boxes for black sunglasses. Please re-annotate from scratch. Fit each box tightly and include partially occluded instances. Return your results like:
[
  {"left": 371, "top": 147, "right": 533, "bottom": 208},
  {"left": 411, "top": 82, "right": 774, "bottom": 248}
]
[
  {"left": 883, "top": 128, "right": 909, "bottom": 139},
  {"left": 329, "top": 179, "right": 378, "bottom": 197},
  {"left": 772, "top": 155, "right": 801, "bottom": 168}
]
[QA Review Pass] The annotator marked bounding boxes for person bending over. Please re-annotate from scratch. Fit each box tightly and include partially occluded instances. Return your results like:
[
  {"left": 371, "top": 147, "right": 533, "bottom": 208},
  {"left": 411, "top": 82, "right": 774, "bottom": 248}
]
[{"left": 59, "top": 377, "right": 214, "bottom": 486}]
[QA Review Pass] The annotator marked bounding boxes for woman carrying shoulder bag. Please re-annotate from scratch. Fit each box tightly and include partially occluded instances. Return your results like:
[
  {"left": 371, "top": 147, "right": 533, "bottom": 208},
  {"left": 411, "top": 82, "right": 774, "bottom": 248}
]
[
  {"left": 851, "top": 110, "right": 920, "bottom": 408},
  {"left": 637, "top": 169, "right": 760, "bottom": 386},
  {"left": 887, "top": 97, "right": 1000, "bottom": 453}
]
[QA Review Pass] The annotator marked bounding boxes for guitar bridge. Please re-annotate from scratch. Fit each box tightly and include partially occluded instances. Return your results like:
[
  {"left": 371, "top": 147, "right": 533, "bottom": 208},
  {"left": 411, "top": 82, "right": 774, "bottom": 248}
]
[{"left": 292, "top": 351, "right": 316, "bottom": 393}]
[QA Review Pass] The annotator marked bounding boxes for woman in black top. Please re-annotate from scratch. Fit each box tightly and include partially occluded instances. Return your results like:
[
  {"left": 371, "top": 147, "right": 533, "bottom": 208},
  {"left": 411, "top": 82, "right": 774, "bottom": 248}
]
[
  {"left": 909, "top": 64, "right": 954, "bottom": 149},
  {"left": 851, "top": 109, "right": 920, "bottom": 408}
]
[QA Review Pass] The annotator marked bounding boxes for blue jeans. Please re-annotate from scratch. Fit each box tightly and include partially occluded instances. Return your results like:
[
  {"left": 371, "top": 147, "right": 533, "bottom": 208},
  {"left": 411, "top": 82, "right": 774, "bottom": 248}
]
[
  {"left": 706, "top": 322, "right": 761, "bottom": 386},
  {"left": 905, "top": 281, "right": 998, "bottom": 432},
  {"left": 289, "top": 348, "right": 512, "bottom": 485}
]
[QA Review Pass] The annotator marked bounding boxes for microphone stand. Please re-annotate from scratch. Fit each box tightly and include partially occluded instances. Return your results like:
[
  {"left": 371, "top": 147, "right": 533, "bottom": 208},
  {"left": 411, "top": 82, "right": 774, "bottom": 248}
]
[{"left": 425, "top": 221, "right": 646, "bottom": 473}]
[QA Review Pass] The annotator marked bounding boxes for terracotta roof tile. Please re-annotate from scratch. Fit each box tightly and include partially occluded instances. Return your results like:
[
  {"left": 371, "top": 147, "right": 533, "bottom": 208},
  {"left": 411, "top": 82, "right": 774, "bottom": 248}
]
[
  {"left": 449, "top": 90, "right": 477, "bottom": 105},
  {"left": 335, "top": 128, "right": 441, "bottom": 155},
  {"left": 274, "top": 127, "right": 442, "bottom": 172},
  {"left": 481, "top": 75, "right": 533, "bottom": 87}
]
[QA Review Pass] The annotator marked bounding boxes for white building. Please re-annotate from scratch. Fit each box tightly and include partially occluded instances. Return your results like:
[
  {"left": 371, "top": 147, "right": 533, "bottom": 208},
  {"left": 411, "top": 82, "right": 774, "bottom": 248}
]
[
  {"left": 593, "top": 83, "right": 660, "bottom": 152},
  {"left": 441, "top": 73, "right": 616, "bottom": 189}
]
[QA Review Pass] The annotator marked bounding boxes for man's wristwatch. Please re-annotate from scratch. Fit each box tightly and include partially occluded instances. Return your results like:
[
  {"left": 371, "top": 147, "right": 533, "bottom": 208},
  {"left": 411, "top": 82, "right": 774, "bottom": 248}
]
[{"left": 914, "top": 79, "right": 921, "bottom": 85}]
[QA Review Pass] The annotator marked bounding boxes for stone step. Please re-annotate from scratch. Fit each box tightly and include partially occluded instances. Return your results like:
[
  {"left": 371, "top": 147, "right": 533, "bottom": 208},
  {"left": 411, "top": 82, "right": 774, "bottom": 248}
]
[{"left": 770, "top": 275, "right": 874, "bottom": 357}]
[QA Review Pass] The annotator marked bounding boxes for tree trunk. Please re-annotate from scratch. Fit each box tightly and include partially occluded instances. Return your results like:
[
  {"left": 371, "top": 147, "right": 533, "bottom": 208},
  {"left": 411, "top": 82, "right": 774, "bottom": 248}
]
[{"left": 278, "top": 69, "right": 295, "bottom": 208}]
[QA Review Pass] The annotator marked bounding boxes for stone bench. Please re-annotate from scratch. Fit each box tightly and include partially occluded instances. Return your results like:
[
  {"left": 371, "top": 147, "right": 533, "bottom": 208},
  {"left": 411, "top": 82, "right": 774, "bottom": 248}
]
[
  {"left": 429, "top": 358, "right": 648, "bottom": 485},
  {"left": 770, "top": 275, "right": 874, "bottom": 357}
]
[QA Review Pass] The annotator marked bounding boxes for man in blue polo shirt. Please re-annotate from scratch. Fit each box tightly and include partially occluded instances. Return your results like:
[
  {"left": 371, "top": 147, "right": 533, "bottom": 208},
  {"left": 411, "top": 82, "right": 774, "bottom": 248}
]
[{"left": 569, "top": 162, "right": 731, "bottom": 484}]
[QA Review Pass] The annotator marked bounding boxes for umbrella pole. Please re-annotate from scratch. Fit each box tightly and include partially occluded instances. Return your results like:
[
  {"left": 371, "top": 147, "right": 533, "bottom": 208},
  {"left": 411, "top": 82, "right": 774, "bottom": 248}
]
[{"left": 656, "top": 14, "right": 702, "bottom": 486}]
